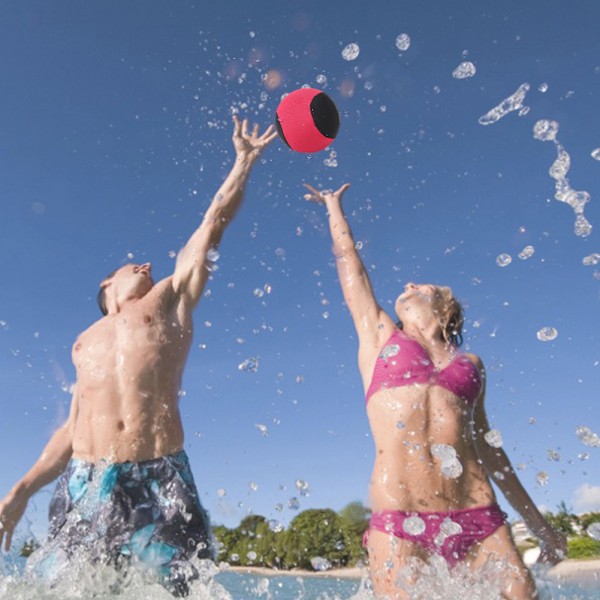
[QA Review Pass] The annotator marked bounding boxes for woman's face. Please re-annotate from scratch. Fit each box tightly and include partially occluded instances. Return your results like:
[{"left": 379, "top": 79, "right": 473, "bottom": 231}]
[{"left": 395, "top": 282, "right": 447, "bottom": 322}]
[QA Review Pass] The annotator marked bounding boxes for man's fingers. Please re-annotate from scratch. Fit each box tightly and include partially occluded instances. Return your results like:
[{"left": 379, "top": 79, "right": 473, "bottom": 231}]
[
  {"left": 337, "top": 183, "right": 351, "bottom": 194},
  {"left": 241, "top": 119, "right": 249, "bottom": 138}
]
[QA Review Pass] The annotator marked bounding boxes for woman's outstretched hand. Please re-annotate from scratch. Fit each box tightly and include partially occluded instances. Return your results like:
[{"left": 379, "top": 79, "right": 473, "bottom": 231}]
[{"left": 303, "top": 183, "right": 351, "bottom": 205}]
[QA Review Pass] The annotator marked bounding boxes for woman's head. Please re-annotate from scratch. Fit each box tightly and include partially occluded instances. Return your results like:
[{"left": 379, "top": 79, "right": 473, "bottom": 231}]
[{"left": 395, "top": 283, "right": 464, "bottom": 347}]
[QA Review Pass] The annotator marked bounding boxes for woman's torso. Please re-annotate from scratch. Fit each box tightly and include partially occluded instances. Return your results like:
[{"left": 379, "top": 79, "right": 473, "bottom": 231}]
[{"left": 360, "top": 328, "right": 496, "bottom": 512}]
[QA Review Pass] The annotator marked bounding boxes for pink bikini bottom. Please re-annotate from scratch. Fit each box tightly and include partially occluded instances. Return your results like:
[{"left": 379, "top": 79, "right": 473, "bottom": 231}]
[{"left": 364, "top": 504, "right": 507, "bottom": 568}]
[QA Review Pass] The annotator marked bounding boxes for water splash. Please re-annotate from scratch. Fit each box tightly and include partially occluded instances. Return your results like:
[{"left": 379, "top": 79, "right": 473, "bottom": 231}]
[
  {"left": 238, "top": 357, "right": 259, "bottom": 373},
  {"left": 295, "top": 479, "right": 311, "bottom": 497},
  {"left": 592, "top": 148, "right": 600, "bottom": 160},
  {"left": 582, "top": 253, "right": 600, "bottom": 266},
  {"left": 588, "top": 522, "right": 600, "bottom": 540},
  {"left": 342, "top": 43, "right": 360, "bottom": 61},
  {"left": 395, "top": 33, "right": 411, "bottom": 52},
  {"left": 536, "top": 327, "right": 558, "bottom": 342},
  {"left": 478, "top": 83, "right": 530, "bottom": 125},
  {"left": 518, "top": 246, "right": 535, "bottom": 260},
  {"left": 576, "top": 426, "right": 600, "bottom": 447},
  {"left": 496, "top": 253, "right": 512, "bottom": 267},
  {"left": 452, "top": 62, "right": 476, "bottom": 79},
  {"left": 394, "top": 555, "right": 507, "bottom": 600},
  {"left": 484, "top": 429, "right": 503, "bottom": 448},
  {"left": 534, "top": 120, "right": 593, "bottom": 237}
]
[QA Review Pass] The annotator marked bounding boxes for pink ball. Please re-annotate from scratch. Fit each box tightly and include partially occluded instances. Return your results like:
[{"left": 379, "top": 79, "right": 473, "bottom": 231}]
[{"left": 275, "top": 88, "right": 340, "bottom": 153}]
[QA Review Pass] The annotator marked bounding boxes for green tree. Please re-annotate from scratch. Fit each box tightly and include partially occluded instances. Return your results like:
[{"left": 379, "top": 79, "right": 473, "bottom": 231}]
[
  {"left": 286, "top": 508, "right": 352, "bottom": 570},
  {"left": 212, "top": 525, "right": 241, "bottom": 564},
  {"left": 568, "top": 536, "right": 600, "bottom": 559},
  {"left": 579, "top": 512, "right": 600, "bottom": 533},
  {"left": 338, "top": 501, "right": 370, "bottom": 564},
  {"left": 544, "top": 501, "right": 578, "bottom": 536},
  {"left": 231, "top": 514, "right": 268, "bottom": 566}
]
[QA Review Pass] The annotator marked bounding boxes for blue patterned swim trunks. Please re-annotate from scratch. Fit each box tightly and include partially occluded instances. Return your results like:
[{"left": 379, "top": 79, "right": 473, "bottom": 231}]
[{"left": 33, "top": 451, "right": 212, "bottom": 596}]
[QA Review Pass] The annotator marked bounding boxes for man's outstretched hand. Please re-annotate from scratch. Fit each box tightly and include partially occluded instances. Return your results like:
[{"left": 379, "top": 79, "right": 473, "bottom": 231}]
[{"left": 232, "top": 115, "right": 278, "bottom": 161}]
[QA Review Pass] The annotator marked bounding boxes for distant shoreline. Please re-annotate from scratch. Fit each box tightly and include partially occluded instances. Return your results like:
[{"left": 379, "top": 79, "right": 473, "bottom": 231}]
[
  {"left": 225, "top": 565, "right": 366, "bottom": 579},
  {"left": 226, "top": 559, "right": 600, "bottom": 584}
]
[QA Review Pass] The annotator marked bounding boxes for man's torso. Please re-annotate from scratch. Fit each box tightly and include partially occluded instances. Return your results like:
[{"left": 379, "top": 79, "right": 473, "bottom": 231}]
[{"left": 71, "top": 278, "right": 193, "bottom": 462}]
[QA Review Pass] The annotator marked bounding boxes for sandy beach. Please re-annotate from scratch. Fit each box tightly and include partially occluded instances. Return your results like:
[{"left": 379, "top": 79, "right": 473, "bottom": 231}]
[{"left": 227, "top": 559, "right": 599, "bottom": 584}]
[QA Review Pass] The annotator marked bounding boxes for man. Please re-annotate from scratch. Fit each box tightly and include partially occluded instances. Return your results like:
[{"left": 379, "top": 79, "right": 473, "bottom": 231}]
[{"left": 0, "top": 116, "right": 277, "bottom": 595}]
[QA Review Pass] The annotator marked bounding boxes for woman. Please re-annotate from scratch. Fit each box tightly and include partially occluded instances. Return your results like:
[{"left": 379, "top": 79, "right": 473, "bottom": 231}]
[{"left": 303, "top": 183, "right": 566, "bottom": 600}]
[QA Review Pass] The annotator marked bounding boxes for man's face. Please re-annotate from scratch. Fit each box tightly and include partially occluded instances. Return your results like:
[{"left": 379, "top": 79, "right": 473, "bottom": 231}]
[{"left": 108, "top": 263, "right": 154, "bottom": 301}]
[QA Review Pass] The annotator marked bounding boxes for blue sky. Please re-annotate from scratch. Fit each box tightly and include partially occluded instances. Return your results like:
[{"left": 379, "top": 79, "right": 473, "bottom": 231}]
[{"left": 0, "top": 0, "right": 599, "bottom": 542}]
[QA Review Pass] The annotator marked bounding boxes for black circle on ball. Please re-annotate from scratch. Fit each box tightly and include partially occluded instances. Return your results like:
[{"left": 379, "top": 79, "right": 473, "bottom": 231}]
[
  {"left": 310, "top": 93, "right": 340, "bottom": 139},
  {"left": 275, "top": 113, "right": 291, "bottom": 148}
]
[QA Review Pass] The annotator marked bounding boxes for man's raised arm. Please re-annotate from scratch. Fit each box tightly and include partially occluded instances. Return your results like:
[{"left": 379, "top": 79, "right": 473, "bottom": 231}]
[{"left": 172, "top": 116, "right": 277, "bottom": 306}]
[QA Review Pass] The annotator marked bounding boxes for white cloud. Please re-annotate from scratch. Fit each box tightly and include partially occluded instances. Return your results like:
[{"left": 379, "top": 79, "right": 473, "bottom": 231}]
[{"left": 572, "top": 484, "right": 600, "bottom": 513}]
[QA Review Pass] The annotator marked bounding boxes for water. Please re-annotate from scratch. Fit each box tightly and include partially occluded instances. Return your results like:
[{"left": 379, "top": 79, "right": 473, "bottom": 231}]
[{"left": 1, "top": 558, "right": 598, "bottom": 599}]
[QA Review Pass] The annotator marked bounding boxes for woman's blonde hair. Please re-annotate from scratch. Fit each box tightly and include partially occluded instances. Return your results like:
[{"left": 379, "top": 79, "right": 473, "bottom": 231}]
[{"left": 435, "top": 286, "right": 464, "bottom": 347}]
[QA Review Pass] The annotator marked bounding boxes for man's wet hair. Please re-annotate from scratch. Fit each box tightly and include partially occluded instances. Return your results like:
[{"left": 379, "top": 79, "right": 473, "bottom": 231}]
[{"left": 97, "top": 270, "right": 117, "bottom": 316}]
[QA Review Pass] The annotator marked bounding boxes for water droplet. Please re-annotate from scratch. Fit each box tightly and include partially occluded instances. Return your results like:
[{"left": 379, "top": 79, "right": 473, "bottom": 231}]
[
  {"left": 583, "top": 253, "right": 600, "bottom": 266},
  {"left": 479, "top": 83, "right": 530, "bottom": 125},
  {"left": 496, "top": 253, "right": 512, "bottom": 267},
  {"left": 578, "top": 452, "right": 590, "bottom": 461},
  {"left": 591, "top": 148, "right": 600, "bottom": 161},
  {"left": 316, "top": 74, "right": 328, "bottom": 85},
  {"left": 536, "top": 471, "right": 549, "bottom": 486},
  {"left": 380, "top": 344, "right": 400, "bottom": 361},
  {"left": 576, "top": 426, "right": 600, "bottom": 447},
  {"left": 432, "top": 444, "right": 457, "bottom": 461},
  {"left": 441, "top": 459, "right": 463, "bottom": 479},
  {"left": 323, "top": 150, "right": 338, "bottom": 168},
  {"left": 288, "top": 497, "right": 300, "bottom": 510},
  {"left": 255, "top": 423, "right": 268, "bottom": 436},
  {"left": 536, "top": 327, "right": 558, "bottom": 342},
  {"left": 168, "top": 250, "right": 177, "bottom": 259},
  {"left": 238, "top": 357, "right": 259, "bottom": 372},
  {"left": 249, "top": 482, "right": 258, "bottom": 492},
  {"left": 547, "top": 449, "right": 561, "bottom": 462},
  {"left": 295, "top": 479, "right": 310, "bottom": 496},
  {"left": 311, "top": 556, "right": 332, "bottom": 571},
  {"left": 207, "top": 248, "right": 220, "bottom": 262},
  {"left": 587, "top": 522, "right": 600, "bottom": 541},
  {"left": 396, "top": 421, "right": 406, "bottom": 430},
  {"left": 518, "top": 246, "right": 535, "bottom": 260},
  {"left": 533, "top": 119, "right": 560, "bottom": 142},
  {"left": 452, "top": 61, "right": 476, "bottom": 79},
  {"left": 341, "top": 43, "right": 360, "bottom": 61},
  {"left": 538, "top": 82, "right": 549, "bottom": 93},
  {"left": 247, "top": 551, "right": 257, "bottom": 561},
  {"left": 274, "top": 503, "right": 283, "bottom": 512},
  {"left": 253, "top": 288, "right": 264, "bottom": 298},
  {"left": 434, "top": 518, "right": 462, "bottom": 546},
  {"left": 355, "top": 240, "right": 363, "bottom": 250},
  {"left": 268, "top": 519, "right": 284, "bottom": 533},
  {"left": 230, "top": 553, "right": 239, "bottom": 562},
  {"left": 574, "top": 214, "right": 592, "bottom": 238},
  {"left": 217, "top": 488, "right": 226, "bottom": 497},
  {"left": 402, "top": 516, "right": 426, "bottom": 535},
  {"left": 484, "top": 429, "right": 503, "bottom": 448},
  {"left": 395, "top": 33, "right": 411, "bottom": 52},
  {"left": 295, "top": 375, "right": 304, "bottom": 384}
]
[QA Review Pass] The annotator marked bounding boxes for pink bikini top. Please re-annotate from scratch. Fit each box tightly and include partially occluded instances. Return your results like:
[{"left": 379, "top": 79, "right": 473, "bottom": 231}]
[{"left": 366, "top": 329, "right": 482, "bottom": 405}]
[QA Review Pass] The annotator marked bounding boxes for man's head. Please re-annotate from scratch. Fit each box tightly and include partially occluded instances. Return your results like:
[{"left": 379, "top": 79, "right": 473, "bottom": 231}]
[{"left": 97, "top": 263, "right": 154, "bottom": 315}]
